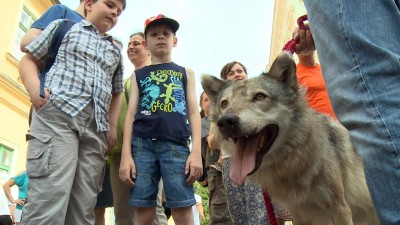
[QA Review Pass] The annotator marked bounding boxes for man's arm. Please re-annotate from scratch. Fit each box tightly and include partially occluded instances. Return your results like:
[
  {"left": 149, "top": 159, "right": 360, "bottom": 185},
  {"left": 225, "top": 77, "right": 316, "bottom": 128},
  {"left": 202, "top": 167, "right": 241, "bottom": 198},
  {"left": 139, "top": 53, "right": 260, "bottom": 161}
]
[
  {"left": 107, "top": 92, "right": 122, "bottom": 154},
  {"left": 107, "top": 49, "right": 124, "bottom": 152}
]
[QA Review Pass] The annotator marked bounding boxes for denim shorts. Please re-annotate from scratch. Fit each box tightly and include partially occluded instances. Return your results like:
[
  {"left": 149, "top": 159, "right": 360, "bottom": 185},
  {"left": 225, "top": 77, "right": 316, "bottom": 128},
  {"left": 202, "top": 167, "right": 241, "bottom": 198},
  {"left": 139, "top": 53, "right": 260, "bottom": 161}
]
[{"left": 129, "top": 136, "right": 195, "bottom": 208}]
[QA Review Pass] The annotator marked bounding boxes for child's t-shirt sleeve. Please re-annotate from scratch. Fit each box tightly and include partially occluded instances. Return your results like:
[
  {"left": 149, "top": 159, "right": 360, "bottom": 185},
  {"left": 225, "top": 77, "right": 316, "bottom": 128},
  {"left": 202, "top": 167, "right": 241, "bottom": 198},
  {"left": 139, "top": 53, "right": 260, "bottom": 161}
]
[{"left": 25, "top": 19, "right": 61, "bottom": 65}]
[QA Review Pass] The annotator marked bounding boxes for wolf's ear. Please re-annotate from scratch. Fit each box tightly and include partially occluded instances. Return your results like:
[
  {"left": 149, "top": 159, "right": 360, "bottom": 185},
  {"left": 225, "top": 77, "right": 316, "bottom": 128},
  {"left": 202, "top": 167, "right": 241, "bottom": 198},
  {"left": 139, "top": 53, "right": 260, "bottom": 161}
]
[
  {"left": 267, "top": 52, "right": 298, "bottom": 91},
  {"left": 201, "top": 74, "right": 226, "bottom": 103}
]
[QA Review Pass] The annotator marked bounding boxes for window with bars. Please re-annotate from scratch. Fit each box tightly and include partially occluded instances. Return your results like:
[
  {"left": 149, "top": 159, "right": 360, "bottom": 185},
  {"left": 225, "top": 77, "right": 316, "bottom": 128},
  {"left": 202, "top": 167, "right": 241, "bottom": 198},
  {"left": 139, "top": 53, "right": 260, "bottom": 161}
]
[
  {"left": 12, "top": 7, "right": 35, "bottom": 61},
  {"left": 0, "top": 144, "right": 14, "bottom": 175}
]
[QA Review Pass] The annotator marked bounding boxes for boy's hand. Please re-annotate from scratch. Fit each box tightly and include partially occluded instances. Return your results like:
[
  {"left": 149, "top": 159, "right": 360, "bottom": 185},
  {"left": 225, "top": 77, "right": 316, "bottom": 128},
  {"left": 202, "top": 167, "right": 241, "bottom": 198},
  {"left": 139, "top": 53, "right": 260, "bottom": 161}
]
[
  {"left": 30, "top": 88, "right": 50, "bottom": 112},
  {"left": 185, "top": 151, "right": 203, "bottom": 184},
  {"left": 119, "top": 153, "right": 136, "bottom": 187},
  {"left": 106, "top": 125, "right": 117, "bottom": 155}
]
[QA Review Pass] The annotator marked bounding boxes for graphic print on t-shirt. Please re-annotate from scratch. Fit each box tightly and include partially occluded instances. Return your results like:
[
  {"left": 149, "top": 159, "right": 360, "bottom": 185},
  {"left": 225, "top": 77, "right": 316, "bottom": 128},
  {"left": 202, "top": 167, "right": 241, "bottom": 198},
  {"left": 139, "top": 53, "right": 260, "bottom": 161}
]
[{"left": 139, "top": 69, "right": 186, "bottom": 116}]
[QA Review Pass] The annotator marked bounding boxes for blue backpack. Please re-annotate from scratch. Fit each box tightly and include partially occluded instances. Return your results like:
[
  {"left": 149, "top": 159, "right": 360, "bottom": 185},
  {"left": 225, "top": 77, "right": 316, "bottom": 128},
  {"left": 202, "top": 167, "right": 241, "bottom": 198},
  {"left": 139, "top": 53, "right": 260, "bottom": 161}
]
[{"left": 39, "top": 19, "right": 75, "bottom": 98}]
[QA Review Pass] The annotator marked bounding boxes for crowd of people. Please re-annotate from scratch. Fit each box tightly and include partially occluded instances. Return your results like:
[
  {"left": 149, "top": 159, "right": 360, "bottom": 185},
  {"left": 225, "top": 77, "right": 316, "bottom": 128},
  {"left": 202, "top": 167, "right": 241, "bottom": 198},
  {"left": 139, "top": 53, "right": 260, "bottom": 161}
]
[{"left": 5, "top": 0, "right": 399, "bottom": 224}]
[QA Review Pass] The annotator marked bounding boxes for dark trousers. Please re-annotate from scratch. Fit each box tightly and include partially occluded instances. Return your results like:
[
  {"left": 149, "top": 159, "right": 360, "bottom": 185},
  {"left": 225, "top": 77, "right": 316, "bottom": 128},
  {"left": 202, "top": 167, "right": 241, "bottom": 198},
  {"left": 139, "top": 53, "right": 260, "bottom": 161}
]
[{"left": 0, "top": 215, "right": 12, "bottom": 225}]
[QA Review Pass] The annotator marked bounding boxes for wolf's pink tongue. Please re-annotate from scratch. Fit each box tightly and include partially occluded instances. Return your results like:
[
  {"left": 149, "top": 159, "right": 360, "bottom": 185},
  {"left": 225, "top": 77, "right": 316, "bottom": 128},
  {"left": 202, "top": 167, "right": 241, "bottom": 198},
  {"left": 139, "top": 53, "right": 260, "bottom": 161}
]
[{"left": 230, "top": 134, "right": 260, "bottom": 185}]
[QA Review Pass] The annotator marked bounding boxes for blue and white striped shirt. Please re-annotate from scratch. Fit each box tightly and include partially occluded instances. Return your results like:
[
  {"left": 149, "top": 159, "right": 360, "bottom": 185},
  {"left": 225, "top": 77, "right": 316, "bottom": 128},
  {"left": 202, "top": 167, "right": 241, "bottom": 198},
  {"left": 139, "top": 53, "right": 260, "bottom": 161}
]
[{"left": 26, "top": 19, "right": 124, "bottom": 132}]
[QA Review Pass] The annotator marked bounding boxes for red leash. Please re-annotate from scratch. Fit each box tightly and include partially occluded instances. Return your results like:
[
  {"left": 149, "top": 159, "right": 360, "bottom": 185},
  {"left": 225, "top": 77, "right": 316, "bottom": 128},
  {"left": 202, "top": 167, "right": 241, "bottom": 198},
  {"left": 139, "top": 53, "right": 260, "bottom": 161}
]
[
  {"left": 263, "top": 191, "right": 278, "bottom": 225},
  {"left": 282, "top": 14, "right": 309, "bottom": 54}
]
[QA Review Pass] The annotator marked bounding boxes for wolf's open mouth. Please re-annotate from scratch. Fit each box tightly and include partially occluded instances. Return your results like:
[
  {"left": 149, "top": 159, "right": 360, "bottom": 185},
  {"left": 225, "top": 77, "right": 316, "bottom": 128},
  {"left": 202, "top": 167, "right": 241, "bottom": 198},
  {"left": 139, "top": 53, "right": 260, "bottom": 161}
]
[{"left": 230, "top": 124, "right": 279, "bottom": 185}]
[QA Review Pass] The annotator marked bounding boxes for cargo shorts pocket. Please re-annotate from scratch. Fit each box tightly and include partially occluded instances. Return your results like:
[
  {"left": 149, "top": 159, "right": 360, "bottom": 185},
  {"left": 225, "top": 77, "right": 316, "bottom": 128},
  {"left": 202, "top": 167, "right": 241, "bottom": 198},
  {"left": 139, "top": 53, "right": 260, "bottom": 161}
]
[{"left": 26, "top": 132, "right": 53, "bottom": 177}]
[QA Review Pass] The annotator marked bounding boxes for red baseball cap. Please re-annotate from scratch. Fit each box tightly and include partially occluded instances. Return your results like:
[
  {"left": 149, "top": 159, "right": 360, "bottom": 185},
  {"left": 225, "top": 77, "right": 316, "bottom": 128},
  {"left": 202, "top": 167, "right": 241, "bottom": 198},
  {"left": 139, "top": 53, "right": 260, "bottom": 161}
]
[{"left": 144, "top": 14, "right": 179, "bottom": 35}]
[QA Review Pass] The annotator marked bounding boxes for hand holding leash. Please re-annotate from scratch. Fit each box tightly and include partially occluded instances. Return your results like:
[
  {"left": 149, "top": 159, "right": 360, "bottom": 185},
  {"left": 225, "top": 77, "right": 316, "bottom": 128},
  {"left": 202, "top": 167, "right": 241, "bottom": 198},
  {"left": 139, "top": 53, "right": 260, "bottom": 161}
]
[{"left": 282, "top": 15, "right": 315, "bottom": 54}]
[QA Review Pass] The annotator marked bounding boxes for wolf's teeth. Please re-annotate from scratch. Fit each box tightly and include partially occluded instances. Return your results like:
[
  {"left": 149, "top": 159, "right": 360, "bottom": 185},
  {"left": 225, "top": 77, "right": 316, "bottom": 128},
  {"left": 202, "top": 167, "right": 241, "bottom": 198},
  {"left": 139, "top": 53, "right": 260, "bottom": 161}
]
[
  {"left": 257, "top": 136, "right": 265, "bottom": 150},
  {"left": 257, "top": 143, "right": 262, "bottom": 151}
]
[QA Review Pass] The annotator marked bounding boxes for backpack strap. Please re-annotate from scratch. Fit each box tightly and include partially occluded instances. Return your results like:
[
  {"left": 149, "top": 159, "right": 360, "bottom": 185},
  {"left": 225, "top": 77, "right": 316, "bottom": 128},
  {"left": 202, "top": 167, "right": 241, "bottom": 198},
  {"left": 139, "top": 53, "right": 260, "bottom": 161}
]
[{"left": 39, "top": 19, "right": 75, "bottom": 98}]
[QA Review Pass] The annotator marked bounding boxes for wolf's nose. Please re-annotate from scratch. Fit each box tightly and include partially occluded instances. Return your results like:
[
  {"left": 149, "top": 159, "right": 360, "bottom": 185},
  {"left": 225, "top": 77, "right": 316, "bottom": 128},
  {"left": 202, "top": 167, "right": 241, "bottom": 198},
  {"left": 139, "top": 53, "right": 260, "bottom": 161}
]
[{"left": 217, "top": 115, "right": 239, "bottom": 130}]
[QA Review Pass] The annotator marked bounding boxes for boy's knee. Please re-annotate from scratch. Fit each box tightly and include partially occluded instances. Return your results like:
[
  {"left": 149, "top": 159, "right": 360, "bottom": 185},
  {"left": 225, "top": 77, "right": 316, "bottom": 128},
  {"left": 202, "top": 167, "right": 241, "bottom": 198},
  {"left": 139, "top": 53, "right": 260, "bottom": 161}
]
[
  {"left": 171, "top": 206, "right": 193, "bottom": 222},
  {"left": 134, "top": 207, "right": 156, "bottom": 225}
]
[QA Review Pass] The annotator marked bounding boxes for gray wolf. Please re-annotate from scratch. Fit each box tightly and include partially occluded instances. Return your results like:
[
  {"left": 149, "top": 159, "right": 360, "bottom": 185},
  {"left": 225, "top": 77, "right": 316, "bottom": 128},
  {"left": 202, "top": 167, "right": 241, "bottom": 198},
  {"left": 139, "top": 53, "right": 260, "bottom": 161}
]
[{"left": 201, "top": 53, "right": 380, "bottom": 225}]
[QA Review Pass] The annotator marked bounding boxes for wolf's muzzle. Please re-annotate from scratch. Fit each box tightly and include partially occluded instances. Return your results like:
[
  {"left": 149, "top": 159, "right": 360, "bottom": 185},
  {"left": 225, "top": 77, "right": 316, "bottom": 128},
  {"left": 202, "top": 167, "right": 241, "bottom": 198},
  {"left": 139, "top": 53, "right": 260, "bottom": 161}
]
[{"left": 217, "top": 114, "right": 240, "bottom": 137}]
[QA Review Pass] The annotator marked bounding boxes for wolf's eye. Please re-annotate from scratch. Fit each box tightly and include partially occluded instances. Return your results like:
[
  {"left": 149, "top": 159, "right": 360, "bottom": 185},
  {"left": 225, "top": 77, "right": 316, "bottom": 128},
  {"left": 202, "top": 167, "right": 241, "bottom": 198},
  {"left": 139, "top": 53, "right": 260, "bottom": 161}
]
[
  {"left": 254, "top": 93, "right": 267, "bottom": 101},
  {"left": 221, "top": 100, "right": 229, "bottom": 109}
]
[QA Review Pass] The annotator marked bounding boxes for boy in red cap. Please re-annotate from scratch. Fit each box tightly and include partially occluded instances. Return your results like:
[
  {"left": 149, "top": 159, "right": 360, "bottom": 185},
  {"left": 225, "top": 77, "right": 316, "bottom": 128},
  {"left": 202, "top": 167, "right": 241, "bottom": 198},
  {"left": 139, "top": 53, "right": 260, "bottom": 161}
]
[{"left": 119, "top": 14, "right": 202, "bottom": 225}]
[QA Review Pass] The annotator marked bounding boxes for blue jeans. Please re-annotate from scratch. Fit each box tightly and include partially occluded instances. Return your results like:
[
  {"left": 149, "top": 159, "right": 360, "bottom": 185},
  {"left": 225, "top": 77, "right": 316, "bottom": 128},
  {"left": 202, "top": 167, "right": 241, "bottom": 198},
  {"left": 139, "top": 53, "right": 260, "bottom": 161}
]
[
  {"left": 129, "top": 137, "right": 195, "bottom": 208},
  {"left": 304, "top": 1, "right": 400, "bottom": 224}
]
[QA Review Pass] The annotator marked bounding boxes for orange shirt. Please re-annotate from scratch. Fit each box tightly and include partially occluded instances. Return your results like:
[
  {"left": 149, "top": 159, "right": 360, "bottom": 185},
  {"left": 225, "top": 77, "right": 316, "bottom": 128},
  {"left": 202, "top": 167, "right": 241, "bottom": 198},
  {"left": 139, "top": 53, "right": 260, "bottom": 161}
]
[{"left": 296, "top": 64, "right": 336, "bottom": 119}]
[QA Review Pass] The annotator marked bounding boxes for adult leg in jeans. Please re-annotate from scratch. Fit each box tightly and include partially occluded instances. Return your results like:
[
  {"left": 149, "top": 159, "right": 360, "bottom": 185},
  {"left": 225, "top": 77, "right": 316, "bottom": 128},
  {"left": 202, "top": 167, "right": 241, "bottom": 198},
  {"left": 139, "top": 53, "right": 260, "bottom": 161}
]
[{"left": 304, "top": 1, "right": 400, "bottom": 224}]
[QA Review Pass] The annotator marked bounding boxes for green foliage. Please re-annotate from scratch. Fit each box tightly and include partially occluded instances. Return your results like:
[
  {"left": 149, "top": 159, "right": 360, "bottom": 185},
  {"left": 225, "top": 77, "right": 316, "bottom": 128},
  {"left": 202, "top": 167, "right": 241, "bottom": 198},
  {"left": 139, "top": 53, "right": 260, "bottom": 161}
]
[{"left": 194, "top": 182, "right": 210, "bottom": 225}]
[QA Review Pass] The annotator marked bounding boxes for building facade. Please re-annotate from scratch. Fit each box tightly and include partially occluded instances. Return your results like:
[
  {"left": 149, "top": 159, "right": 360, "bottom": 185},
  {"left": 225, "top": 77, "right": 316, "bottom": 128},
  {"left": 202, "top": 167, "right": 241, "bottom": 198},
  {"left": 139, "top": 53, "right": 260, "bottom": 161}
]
[
  {"left": 0, "top": 0, "right": 59, "bottom": 182},
  {"left": 268, "top": 0, "right": 307, "bottom": 69}
]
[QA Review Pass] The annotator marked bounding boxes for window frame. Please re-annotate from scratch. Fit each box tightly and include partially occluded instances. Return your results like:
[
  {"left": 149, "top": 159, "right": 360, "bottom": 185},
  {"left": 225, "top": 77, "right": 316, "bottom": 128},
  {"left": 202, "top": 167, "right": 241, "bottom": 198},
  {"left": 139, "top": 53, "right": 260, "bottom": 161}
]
[
  {"left": 11, "top": 6, "right": 36, "bottom": 61},
  {"left": 0, "top": 144, "right": 14, "bottom": 175}
]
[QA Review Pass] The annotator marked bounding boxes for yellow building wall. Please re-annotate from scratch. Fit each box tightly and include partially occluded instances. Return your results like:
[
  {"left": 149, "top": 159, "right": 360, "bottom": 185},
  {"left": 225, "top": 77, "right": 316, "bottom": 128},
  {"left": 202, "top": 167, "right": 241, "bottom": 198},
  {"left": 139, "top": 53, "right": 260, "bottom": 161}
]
[
  {"left": 0, "top": 0, "right": 58, "bottom": 181},
  {"left": 268, "top": 0, "right": 307, "bottom": 69}
]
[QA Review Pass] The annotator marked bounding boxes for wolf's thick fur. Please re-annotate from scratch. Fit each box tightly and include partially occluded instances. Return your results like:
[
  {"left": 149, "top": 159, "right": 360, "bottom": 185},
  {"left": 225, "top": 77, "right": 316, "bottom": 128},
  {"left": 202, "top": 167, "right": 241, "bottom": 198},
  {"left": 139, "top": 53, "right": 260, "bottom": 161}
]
[{"left": 201, "top": 53, "right": 379, "bottom": 225}]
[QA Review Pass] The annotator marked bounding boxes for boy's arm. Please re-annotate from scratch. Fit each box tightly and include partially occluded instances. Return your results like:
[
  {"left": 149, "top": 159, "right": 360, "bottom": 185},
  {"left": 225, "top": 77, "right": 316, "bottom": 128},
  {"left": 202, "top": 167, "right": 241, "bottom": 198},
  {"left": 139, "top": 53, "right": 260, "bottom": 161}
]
[
  {"left": 106, "top": 92, "right": 122, "bottom": 154},
  {"left": 184, "top": 68, "right": 203, "bottom": 184},
  {"left": 19, "top": 54, "right": 49, "bottom": 111},
  {"left": 119, "top": 73, "right": 139, "bottom": 187},
  {"left": 19, "top": 20, "right": 60, "bottom": 111}
]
